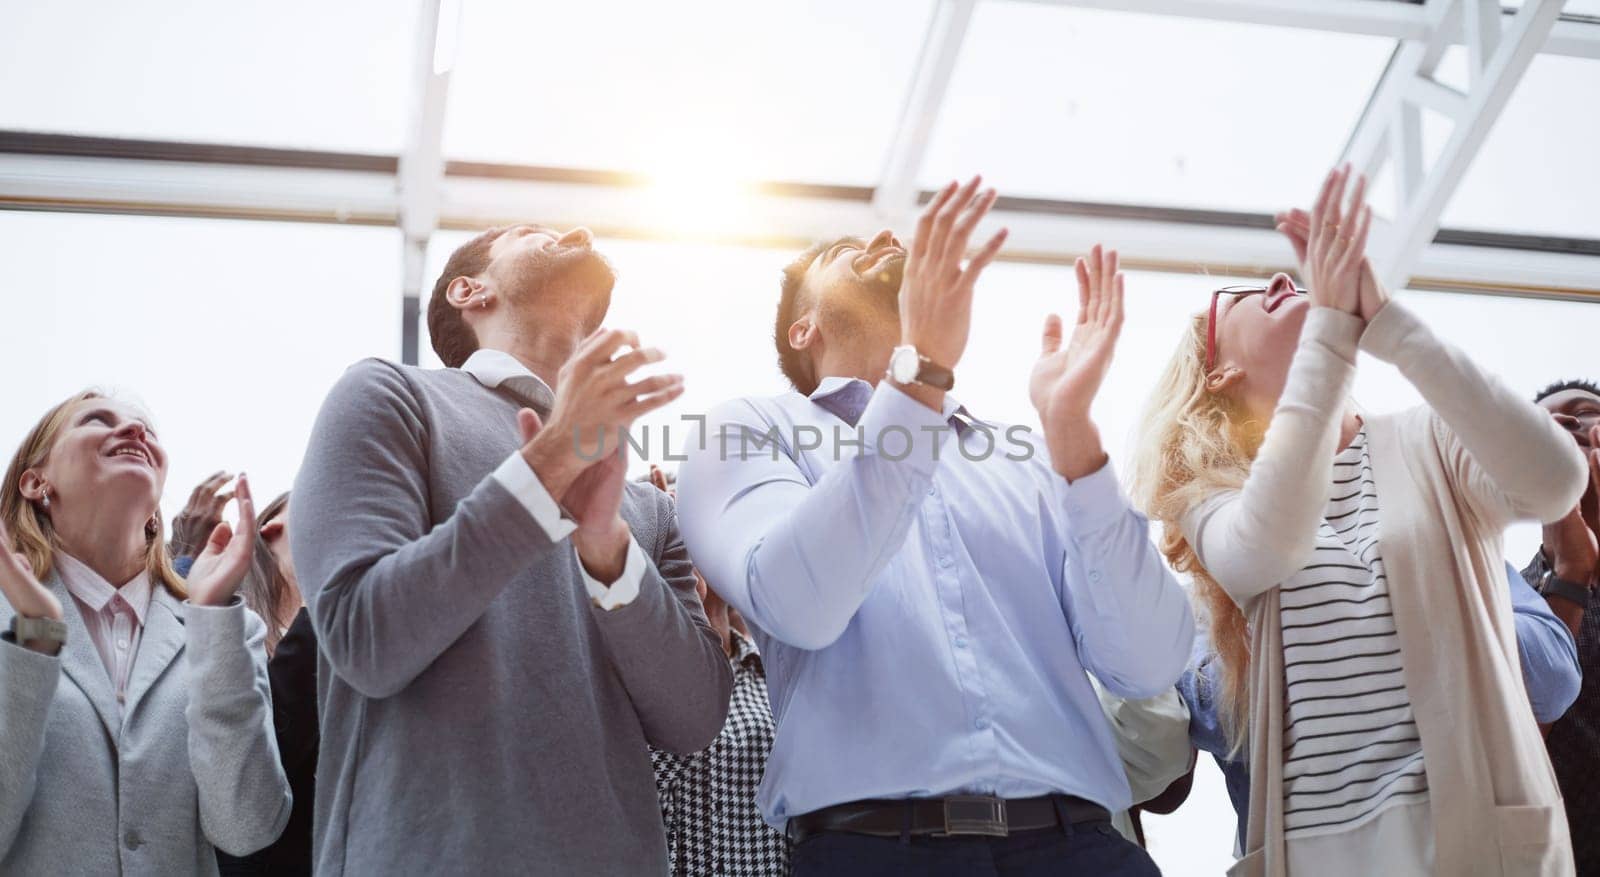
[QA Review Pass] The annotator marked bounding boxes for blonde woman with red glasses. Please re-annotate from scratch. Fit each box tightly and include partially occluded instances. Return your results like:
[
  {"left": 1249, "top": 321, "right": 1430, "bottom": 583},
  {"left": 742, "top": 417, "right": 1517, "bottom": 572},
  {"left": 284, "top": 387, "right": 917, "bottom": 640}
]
[{"left": 1131, "top": 165, "right": 1583, "bottom": 876}]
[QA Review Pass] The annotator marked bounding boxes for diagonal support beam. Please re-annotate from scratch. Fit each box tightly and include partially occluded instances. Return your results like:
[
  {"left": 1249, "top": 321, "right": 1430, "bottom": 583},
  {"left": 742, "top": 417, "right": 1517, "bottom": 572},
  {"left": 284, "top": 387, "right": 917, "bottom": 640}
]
[
  {"left": 1339, "top": 0, "right": 1563, "bottom": 291},
  {"left": 1019, "top": 0, "right": 1600, "bottom": 60},
  {"left": 871, "top": 0, "right": 977, "bottom": 222},
  {"left": 397, "top": 0, "right": 459, "bottom": 365}
]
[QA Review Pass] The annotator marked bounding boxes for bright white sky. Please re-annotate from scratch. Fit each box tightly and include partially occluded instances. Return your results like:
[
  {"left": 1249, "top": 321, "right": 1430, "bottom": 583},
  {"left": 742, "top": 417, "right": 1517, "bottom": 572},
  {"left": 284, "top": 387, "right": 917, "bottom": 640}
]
[{"left": 2, "top": 2, "right": 1598, "bottom": 873}]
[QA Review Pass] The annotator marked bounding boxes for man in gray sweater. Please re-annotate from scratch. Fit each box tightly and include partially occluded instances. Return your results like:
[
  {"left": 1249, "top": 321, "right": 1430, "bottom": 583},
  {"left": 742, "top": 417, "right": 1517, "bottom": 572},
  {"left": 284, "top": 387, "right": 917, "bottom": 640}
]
[{"left": 291, "top": 224, "right": 733, "bottom": 875}]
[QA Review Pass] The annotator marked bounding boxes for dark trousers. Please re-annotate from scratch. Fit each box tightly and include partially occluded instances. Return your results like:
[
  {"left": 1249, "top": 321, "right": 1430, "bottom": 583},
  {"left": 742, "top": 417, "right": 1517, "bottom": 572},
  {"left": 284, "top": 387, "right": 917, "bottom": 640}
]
[{"left": 791, "top": 822, "right": 1161, "bottom": 876}]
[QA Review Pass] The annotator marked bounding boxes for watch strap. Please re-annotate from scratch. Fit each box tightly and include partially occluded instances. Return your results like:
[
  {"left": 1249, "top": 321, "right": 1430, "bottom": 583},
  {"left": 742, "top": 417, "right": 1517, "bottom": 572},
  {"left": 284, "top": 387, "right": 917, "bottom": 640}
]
[
  {"left": 11, "top": 615, "right": 67, "bottom": 645},
  {"left": 914, "top": 356, "right": 955, "bottom": 391},
  {"left": 1541, "top": 572, "right": 1592, "bottom": 606}
]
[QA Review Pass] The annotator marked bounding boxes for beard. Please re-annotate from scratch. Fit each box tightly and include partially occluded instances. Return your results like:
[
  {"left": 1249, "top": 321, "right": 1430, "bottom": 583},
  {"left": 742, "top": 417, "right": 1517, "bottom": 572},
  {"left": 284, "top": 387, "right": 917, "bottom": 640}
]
[
  {"left": 500, "top": 244, "right": 618, "bottom": 323},
  {"left": 857, "top": 251, "right": 905, "bottom": 315},
  {"left": 507, "top": 244, "right": 616, "bottom": 297},
  {"left": 815, "top": 252, "right": 907, "bottom": 348}
]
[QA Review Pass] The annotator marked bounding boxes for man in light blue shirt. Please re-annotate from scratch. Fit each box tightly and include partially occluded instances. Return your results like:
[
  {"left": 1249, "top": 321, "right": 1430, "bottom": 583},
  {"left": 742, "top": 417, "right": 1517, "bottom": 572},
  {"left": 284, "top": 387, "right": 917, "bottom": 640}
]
[{"left": 677, "top": 178, "right": 1194, "bottom": 875}]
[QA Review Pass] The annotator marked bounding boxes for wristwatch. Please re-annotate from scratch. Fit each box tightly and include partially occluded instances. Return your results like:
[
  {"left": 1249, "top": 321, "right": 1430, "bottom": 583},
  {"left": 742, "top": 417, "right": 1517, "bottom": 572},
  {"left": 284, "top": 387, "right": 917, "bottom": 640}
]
[
  {"left": 10, "top": 615, "right": 67, "bottom": 649},
  {"left": 1540, "top": 571, "right": 1592, "bottom": 606},
  {"left": 887, "top": 345, "right": 955, "bottom": 391}
]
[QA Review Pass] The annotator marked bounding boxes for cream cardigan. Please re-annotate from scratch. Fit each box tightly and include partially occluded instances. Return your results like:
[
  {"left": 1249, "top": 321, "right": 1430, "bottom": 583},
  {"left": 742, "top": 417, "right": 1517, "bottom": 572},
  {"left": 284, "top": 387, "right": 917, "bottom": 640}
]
[{"left": 1182, "top": 302, "right": 1586, "bottom": 877}]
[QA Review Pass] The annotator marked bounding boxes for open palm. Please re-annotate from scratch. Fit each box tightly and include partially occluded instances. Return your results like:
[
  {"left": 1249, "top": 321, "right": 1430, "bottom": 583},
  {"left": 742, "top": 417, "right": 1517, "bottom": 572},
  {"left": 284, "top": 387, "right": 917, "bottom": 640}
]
[
  {"left": 185, "top": 474, "right": 258, "bottom": 607},
  {"left": 0, "top": 516, "right": 63, "bottom": 622},
  {"left": 1030, "top": 244, "right": 1125, "bottom": 424}
]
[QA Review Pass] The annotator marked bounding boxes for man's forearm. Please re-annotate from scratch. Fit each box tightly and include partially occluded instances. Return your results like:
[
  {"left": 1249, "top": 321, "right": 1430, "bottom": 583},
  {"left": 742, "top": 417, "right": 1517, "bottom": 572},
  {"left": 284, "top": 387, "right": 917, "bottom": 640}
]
[
  {"left": 573, "top": 518, "right": 631, "bottom": 585},
  {"left": 1046, "top": 414, "right": 1109, "bottom": 483},
  {"left": 1547, "top": 559, "right": 1589, "bottom": 640},
  {"left": 1545, "top": 594, "right": 1586, "bottom": 640}
]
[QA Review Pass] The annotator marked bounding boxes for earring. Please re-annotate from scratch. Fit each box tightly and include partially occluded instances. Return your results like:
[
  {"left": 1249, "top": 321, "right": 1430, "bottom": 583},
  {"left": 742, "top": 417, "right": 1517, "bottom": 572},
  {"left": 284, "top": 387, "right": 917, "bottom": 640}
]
[
  {"left": 40, "top": 494, "right": 50, "bottom": 510},
  {"left": 479, "top": 295, "right": 488, "bottom": 310}
]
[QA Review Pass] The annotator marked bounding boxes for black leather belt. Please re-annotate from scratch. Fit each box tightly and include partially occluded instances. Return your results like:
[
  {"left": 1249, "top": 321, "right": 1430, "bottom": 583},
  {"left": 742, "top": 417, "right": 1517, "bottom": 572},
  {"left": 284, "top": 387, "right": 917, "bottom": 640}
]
[{"left": 787, "top": 794, "right": 1109, "bottom": 844}]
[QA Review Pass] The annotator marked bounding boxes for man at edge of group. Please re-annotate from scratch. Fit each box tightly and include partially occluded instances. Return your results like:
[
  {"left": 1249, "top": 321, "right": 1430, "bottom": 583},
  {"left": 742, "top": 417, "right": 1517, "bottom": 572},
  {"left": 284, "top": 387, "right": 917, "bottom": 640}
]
[
  {"left": 1516, "top": 378, "right": 1600, "bottom": 876},
  {"left": 676, "top": 177, "right": 1195, "bottom": 875}
]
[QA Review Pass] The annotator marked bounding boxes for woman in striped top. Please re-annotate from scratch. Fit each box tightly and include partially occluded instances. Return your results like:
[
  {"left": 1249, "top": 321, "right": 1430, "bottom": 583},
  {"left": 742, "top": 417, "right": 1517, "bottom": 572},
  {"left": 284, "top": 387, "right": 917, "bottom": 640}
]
[{"left": 1131, "top": 164, "right": 1584, "bottom": 876}]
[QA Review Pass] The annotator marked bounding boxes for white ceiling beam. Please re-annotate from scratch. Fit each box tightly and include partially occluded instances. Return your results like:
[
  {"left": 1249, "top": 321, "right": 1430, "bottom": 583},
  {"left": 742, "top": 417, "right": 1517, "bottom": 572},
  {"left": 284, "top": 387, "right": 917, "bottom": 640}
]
[
  {"left": 1018, "top": 0, "right": 1600, "bottom": 59},
  {"left": 8, "top": 151, "right": 1591, "bottom": 297},
  {"left": 871, "top": 0, "right": 978, "bottom": 222}
]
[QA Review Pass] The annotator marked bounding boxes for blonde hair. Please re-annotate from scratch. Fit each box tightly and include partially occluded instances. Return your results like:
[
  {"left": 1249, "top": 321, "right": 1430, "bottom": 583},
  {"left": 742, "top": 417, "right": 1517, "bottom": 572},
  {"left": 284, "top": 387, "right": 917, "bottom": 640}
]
[
  {"left": 1128, "top": 312, "right": 1265, "bottom": 754},
  {"left": 0, "top": 390, "right": 186, "bottom": 599}
]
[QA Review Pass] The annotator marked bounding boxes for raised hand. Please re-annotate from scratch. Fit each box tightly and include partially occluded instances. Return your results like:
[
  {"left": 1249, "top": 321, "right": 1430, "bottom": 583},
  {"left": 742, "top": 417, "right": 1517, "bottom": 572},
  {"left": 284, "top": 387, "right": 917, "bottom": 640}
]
[
  {"left": 900, "top": 175, "right": 1008, "bottom": 378},
  {"left": 185, "top": 474, "right": 258, "bottom": 607},
  {"left": 1355, "top": 256, "right": 1391, "bottom": 323},
  {"left": 1274, "top": 207, "right": 1311, "bottom": 283},
  {"left": 522, "top": 328, "right": 682, "bottom": 502},
  {"left": 169, "top": 470, "right": 234, "bottom": 558},
  {"left": 647, "top": 464, "right": 675, "bottom": 498},
  {"left": 1029, "top": 244, "right": 1125, "bottom": 481},
  {"left": 0, "top": 516, "right": 64, "bottom": 628},
  {"left": 1542, "top": 424, "right": 1600, "bottom": 578},
  {"left": 1305, "top": 164, "right": 1373, "bottom": 317}
]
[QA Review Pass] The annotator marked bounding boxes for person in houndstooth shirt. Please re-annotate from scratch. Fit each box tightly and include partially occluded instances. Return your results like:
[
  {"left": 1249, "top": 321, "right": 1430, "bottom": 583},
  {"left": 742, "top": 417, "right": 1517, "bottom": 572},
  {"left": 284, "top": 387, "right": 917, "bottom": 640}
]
[{"left": 648, "top": 467, "right": 791, "bottom": 876}]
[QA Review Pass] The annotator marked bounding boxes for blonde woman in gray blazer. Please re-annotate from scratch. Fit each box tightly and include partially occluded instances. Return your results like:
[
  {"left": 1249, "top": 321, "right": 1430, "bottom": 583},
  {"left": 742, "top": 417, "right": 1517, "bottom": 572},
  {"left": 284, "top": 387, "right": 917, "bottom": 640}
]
[{"left": 0, "top": 390, "right": 291, "bottom": 875}]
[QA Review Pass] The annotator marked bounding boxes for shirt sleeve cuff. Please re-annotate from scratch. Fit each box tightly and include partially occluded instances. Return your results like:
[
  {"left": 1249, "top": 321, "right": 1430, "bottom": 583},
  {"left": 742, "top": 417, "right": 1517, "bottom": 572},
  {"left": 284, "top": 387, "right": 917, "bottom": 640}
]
[
  {"left": 856, "top": 381, "right": 956, "bottom": 479},
  {"left": 182, "top": 596, "right": 247, "bottom": 650},
  {"left": 579, "top": 536, "right": 647, "bottom": 610},
  {"left": 492, "top": 451, "right": 579, "bottom": 542},
  {"left": 1051, "top": 457, "right": 1132, "bottom": 532},
  {"left": 1303, "top": 306, "right": 1365, "bottom": 361},
  {"left": 1356, "top": 299, "right": 1424, "bottom": 363}
]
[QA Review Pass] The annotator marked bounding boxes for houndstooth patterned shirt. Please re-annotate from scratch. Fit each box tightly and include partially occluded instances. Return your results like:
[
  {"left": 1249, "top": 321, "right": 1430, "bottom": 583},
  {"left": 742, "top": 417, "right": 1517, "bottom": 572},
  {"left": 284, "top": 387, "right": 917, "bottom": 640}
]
[{"left": 652, "top": 632, "right": 790, "bottom": 876}]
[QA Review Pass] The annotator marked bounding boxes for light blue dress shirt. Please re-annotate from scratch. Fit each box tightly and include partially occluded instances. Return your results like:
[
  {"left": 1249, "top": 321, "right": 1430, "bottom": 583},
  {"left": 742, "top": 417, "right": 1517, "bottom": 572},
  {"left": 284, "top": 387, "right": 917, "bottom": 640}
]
[{"left": 676, "top": 377, "right": 1195, "bottom": 827}]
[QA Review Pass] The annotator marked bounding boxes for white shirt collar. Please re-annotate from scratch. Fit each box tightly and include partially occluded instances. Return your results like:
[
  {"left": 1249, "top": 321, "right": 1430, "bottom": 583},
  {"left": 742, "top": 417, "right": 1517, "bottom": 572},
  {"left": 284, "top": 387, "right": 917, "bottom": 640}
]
[
  {"left": 459, "top": 348, "right": 552, "bottom": 394},
  {"left": 56, "top": 552, "right": 153, "bottom": 625},
  {"left": 809, "top": 375, "right": 968, "bottom": 425}
]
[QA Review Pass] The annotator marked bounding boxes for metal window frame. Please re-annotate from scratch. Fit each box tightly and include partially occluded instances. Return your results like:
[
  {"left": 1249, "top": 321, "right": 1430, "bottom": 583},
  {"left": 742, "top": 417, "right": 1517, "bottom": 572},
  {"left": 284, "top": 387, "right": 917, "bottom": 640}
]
[{"left": 1, "top": 0, "right": 1596, "bottom": 362}]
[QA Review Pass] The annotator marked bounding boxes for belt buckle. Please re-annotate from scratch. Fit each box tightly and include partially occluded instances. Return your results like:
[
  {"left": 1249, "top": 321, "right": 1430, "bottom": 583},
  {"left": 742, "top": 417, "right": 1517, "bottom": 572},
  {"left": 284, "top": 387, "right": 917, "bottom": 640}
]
[{"left": 941, "top": 795, "right": 1008, "bottom": 837}]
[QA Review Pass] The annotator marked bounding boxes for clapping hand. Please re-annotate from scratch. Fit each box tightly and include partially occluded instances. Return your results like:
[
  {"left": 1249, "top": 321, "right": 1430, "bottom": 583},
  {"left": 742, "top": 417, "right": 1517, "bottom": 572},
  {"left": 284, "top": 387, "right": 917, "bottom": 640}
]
[
  {"left": 1276, "top": 196, "right": 1389, "bottom": 322},
  {"left": 1302, "top": 164, "right": 1375, "bottom": 318},
  {"left": 1029, "top": 244, "right": 1125, "bottom": 481},
  {"left": 185, "top": 474, "right": 258, "bottom": 607},
  {"left": 0, "top": 516, "right": 64, "bottom": 634},
  {"left": 897, "top": 176, "right": 1008, "bottom": 408},
  {"left": 1545, "top": 423, "right": 1600, "bottom": 586},
  {"left": 169, "top": 471, "right": 234, "bottom": 559},
  {"left": 521, "top": 328, "right": 681, "bottom": 499}
]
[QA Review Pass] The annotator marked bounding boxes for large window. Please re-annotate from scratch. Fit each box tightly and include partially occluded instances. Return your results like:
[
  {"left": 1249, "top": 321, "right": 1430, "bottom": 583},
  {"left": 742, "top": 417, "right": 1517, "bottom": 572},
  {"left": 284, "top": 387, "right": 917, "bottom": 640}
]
[
  {"left": 0, "top": 211, "right": 401, "bottom": 520},
  {"left": 0, "top": 0, "right": 416, "bottom": 152},
  {"left": 443, "top": 0, "right": 935, "bottom": 185},
  {"left": 921, "top": 3, "right": 1394, "bottom": 212}
]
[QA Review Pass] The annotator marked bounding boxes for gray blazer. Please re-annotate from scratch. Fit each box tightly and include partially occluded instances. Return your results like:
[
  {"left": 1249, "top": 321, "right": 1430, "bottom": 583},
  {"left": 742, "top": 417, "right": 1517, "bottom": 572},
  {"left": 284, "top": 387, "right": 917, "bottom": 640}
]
[{"left": 0, "top": 572, "right": 291, "bottom": 876}]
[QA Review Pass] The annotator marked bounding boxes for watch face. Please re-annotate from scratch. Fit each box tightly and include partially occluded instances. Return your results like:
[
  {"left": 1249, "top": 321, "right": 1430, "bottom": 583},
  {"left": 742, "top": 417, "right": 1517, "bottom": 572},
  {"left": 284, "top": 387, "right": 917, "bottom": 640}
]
[{"left": 890, "top": 346, "right": 919, "bottom": 383}]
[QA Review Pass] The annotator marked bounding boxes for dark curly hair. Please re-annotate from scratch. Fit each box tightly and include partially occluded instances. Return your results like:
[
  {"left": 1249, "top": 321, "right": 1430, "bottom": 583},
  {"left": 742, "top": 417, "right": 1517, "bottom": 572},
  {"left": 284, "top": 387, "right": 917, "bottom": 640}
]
[
  {"left": 776, "top": 239, "right": 852, "bottom": 395},
  {"left": 1534, "top": 378, "right": 1600, "bottom": 404}
]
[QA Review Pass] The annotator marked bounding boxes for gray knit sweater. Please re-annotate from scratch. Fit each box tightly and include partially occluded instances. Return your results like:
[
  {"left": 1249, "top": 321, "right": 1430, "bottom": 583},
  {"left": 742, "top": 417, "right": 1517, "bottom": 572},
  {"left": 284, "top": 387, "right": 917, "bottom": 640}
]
[{"left": 291, "top": 358, "right": 732, "bottom": 876}]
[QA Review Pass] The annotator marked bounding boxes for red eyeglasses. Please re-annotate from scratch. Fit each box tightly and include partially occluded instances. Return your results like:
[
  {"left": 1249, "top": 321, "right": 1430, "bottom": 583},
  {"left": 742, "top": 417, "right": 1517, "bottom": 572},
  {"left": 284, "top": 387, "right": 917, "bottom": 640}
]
[{"left": 1205, "top": 282, "right": 1307, "bottom": 371}]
